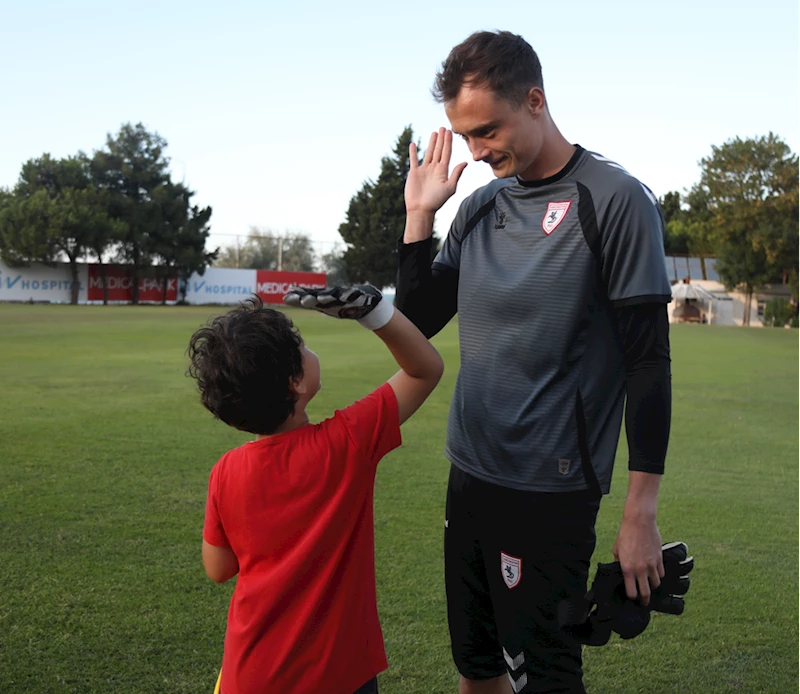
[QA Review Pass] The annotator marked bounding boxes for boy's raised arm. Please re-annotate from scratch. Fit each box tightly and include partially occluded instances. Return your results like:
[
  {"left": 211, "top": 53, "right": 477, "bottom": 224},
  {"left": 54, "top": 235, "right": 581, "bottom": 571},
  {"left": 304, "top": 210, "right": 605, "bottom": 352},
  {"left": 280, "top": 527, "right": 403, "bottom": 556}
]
[{"left": 284, "top": 285, "right": 443, "bottom": 424}]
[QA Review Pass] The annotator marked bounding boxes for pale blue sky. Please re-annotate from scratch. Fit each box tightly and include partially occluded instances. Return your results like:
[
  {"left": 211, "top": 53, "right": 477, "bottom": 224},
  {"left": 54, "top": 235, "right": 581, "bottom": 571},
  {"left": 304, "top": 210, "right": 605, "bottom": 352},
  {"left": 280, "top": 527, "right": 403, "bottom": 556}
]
[{"left": 1, "top": 0, "right": 797, "bottom": 257}]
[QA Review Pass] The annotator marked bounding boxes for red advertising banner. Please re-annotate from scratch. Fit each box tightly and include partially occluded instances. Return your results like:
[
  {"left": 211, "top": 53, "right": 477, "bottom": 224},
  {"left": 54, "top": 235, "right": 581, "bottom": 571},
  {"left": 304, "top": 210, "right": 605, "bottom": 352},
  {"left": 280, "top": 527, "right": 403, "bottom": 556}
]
[
  {"left": 256, "top": 270, "right": 327, "bottom": 304},
  {"left": 87, "top": 265, "right": 178, "bottom": 302}
]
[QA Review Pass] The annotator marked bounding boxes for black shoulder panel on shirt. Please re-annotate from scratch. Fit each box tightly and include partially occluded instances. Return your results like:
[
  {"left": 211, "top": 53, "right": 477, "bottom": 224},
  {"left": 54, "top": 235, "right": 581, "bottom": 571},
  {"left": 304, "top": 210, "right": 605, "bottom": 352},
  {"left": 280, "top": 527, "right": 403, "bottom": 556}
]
[
  {"left": 461, "top": 197, "right": 497, "bottom": 244},
  {"left": 576, "top": 181, "right": 601, "bottom": 265}
]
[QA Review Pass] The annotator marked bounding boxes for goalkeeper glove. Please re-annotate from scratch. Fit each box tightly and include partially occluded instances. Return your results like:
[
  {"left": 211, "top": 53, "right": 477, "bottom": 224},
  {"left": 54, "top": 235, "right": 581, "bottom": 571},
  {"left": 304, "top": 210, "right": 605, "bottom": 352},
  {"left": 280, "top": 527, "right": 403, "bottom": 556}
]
[
  {"left": 283, "top": 284, "right": 394, "bottom": 331},
  {"left": 559, "top": 541, "right": 694, "bottom": 646}
]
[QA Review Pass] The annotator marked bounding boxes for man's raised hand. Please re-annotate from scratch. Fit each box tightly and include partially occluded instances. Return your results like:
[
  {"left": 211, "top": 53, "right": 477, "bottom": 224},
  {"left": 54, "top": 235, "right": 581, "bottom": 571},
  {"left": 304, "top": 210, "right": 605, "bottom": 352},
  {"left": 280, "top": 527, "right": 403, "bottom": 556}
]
[{"left": 405, "top": 128, "right": 468, "bottom": 216}]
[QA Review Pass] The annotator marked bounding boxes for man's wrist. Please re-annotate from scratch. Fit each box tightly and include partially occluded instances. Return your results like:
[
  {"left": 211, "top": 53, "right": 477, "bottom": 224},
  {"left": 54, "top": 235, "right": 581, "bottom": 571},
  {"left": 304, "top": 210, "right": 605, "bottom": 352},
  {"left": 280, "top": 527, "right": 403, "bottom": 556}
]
[
  {"left": 622, "top": 471, "right": 661, "bottom": 521},
  {"left": 404, "top": 210, "right": 435, "bottom": 243}
]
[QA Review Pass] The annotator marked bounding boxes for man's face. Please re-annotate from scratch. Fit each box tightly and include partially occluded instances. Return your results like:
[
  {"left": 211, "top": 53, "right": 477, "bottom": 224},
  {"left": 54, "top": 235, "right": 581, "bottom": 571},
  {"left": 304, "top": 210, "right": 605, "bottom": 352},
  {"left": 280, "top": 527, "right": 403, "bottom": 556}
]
[{"left": 445, "top": 83, "right": 543, "bottom": 180}]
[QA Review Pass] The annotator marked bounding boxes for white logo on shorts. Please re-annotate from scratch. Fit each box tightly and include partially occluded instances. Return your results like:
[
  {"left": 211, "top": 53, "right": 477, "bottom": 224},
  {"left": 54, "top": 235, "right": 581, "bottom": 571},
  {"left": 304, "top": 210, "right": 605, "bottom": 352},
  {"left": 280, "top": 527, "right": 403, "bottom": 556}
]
[
  {"left": 558, "top": 458, "right": 571, "bottom": 475},
  {"left": 500, "top": 552, "right": 522, "bottom": 589}
]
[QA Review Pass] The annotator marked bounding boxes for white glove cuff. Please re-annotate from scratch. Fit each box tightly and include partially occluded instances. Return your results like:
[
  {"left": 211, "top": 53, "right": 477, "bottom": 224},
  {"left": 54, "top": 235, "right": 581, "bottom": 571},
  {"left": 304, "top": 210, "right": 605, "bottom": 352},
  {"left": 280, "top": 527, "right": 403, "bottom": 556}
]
[{"left": 356, "top": 297, "right": 394, "bottom": 330}]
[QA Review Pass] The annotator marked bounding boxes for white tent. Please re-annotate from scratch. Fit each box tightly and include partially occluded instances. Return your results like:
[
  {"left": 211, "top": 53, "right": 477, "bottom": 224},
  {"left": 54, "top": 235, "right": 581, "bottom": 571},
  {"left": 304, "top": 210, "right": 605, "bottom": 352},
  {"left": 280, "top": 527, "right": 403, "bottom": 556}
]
[
  {"left": 672, "top": 282, "right": 704, "bottom": 301},
  {"left": 670, "top": 281, "right": 734, "bottom": 325}
]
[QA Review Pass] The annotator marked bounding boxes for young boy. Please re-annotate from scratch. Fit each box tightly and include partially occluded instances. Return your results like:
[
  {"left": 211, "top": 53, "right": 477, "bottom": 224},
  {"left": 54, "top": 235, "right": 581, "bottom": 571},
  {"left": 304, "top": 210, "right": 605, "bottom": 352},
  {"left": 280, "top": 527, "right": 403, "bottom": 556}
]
[{"left": 187, "top": 285, "right": 444, "bottom": 694}]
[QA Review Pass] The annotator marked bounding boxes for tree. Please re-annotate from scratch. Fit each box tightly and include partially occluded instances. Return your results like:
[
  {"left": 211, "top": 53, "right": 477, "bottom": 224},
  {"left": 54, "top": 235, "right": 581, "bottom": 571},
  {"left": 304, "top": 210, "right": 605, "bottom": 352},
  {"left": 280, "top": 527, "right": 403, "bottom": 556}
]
[
  {"left": 0, "top": 154, "right": 121, "bottom": 304},
  {"left": 150, "top": 182, "right": 216, "bottom": 304},
  {"left": 714, "top": 226, "right": 771, "bottom": 325},
  {"left": 90, "top": 123, "right": 171, "bottom": 304},
  {"left": 659, "top": 191, "right": 683, "bottom": 225},
  {"left": 215, "top": 228, "right": 315, "bottom": 271},
  {"left": 763, "top": 298, "right": 794, "bottom": 328},
  {"left": 338, "top": 126, "right": 437, "bottom": 288},
  {"left": 689, "top": 133, "right": 799, "bottom": 323},
  {"left": 660, "top": 191, "right": 691, "bottom": 256},
  {"left": 319, "top": 244, "right": 349, "bottom": 286}
]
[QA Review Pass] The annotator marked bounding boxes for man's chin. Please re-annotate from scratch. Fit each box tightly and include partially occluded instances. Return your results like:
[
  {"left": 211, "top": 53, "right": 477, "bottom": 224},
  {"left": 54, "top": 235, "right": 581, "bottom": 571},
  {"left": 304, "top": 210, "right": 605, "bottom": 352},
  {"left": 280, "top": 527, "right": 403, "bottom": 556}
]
[{"left": 488, "top": 158, "right": 514, "bottom": 178}]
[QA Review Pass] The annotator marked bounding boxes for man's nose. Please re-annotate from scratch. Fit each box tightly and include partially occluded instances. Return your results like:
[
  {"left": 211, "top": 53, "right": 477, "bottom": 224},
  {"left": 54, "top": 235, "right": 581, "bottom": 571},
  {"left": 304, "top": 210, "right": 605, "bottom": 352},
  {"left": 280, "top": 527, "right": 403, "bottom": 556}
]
[{"left": 470, "top": 143, "right": 490, "bottom": 162}]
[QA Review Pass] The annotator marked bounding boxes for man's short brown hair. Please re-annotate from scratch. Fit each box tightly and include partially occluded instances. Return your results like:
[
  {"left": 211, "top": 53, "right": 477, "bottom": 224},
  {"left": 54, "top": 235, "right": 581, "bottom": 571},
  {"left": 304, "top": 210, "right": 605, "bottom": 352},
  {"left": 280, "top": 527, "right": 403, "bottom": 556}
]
[{"left": 432, "top": 30, "right": 543, "bottom": 107}]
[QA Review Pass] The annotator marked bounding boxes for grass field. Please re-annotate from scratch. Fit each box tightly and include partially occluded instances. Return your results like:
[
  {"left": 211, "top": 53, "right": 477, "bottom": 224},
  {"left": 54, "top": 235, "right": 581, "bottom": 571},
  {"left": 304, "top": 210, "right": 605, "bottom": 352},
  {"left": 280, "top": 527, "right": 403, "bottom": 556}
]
[{"left": 0, "top": 304, "right": 797, "bottom": 693}]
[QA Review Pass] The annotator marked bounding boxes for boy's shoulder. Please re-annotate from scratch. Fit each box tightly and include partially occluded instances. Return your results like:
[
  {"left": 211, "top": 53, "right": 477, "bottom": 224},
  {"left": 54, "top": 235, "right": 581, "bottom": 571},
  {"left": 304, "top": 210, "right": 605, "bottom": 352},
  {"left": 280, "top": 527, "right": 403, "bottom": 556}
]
[{"left": 323, "top": 382, "right": 400, "bottom": 459}]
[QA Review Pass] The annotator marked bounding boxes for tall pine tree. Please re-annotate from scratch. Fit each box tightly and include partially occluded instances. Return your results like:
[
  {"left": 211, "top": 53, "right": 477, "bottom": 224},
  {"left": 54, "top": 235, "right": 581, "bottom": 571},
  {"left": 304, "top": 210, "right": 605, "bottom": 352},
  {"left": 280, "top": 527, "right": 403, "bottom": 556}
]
[{"left": 338, "top": 126, "right": 438, "bottom": 289}]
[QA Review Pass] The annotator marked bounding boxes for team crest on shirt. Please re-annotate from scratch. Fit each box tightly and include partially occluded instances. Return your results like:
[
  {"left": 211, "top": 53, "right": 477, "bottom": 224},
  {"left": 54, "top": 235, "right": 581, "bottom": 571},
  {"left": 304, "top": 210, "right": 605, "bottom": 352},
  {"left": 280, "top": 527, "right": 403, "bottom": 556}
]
[
  {"left": 542, "top": 201, "right": 572, "bottom": 235},
  {"left": 501, "top": 552, "right": 522, "bottom": 589}
]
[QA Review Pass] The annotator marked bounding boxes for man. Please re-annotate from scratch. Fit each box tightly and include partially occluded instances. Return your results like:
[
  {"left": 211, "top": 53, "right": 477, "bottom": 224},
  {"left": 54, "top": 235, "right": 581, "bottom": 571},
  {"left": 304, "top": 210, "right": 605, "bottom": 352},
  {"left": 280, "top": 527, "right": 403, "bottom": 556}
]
[{"left": 395, "top": 31, "right": 672, "bottom": 694}]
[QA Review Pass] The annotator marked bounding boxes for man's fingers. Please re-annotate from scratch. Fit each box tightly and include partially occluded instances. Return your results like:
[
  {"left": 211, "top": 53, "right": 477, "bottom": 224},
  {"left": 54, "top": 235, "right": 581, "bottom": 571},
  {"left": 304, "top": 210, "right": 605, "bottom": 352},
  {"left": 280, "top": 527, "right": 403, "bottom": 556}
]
[
  {"left": 648, "top": 564, "right": 662, "bottom": 592},
  {"left": 449, "top": 161, "right": 468, "bottom": 189},
  {"left": 440, "top": 129, "right": 453, "bottom": 167},
  {"left": 432, "top": 127, "right": 446, "bottom": 163},
  {"left": 423, "top": 131, "right": 437, "bottom": 164},
  {"left": 409, "top": 143, "right": 418, "bottom": 170},
  {"left": 622, "top": 568, "right": 638, "bottom": 602},
  {"left": 636, "top": 573, "right": 651, "bottom": 606}
]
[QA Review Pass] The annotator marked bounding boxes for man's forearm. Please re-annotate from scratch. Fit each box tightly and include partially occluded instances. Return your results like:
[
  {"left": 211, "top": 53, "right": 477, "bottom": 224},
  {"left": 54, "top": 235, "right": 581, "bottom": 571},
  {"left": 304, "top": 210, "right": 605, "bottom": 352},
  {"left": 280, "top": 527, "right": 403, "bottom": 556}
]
[
  {"left": 617, "top": 303, "right": 671, "bottom": 474},
  {"left": 625, "top": 357, "right": 671, "bottom": 474},
  {"left": 395, "top": 238, "right": 457, "bottom": 339}
]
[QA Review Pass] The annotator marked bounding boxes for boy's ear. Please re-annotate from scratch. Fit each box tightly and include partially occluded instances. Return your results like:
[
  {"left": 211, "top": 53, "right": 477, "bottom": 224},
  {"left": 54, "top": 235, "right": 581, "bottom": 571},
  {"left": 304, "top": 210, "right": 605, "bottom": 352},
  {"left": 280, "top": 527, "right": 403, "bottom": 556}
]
[{"left": 290, "top": 377, "right": 307, "bottom": 395}]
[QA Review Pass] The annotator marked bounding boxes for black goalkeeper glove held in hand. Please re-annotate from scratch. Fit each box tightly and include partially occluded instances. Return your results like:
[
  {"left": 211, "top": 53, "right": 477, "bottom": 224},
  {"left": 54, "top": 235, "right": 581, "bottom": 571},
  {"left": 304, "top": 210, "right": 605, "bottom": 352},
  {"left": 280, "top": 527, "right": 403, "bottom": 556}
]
[{"left": 559, "top": 541, "right": 694, "bottom": 646}]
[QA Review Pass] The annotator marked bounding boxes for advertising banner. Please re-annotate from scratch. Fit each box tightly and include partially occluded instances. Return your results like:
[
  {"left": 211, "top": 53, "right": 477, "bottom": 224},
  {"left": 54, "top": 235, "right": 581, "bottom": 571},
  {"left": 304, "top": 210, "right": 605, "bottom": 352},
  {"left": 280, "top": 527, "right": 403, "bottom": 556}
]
[
  {"left": 0, "top": 261, "right": 327, "bottom": 306},
  {"left": 0, "top": 259, "right": 87, "bottom": 303},
  {"left": 256, "top": 270, "right": 327, "bottom": 304},
  {"left": 87, "top": 265, "right": 178, "bottom": 302}
]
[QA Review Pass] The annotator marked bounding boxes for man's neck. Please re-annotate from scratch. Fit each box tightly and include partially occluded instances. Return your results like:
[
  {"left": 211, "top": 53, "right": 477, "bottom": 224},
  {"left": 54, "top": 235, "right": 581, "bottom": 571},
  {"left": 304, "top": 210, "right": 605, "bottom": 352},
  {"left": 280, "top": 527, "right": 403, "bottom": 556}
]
[{"left": 519, "top": 128, "right": 575, "bottom": 182}]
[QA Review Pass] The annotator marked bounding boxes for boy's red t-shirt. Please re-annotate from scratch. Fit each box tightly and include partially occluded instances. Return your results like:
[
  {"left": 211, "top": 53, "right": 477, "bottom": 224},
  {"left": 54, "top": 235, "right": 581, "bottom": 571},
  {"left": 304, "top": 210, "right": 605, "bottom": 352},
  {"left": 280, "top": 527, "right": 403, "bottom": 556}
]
[{"left": 203, "top": 383, "right": 401, "bottom": 694}]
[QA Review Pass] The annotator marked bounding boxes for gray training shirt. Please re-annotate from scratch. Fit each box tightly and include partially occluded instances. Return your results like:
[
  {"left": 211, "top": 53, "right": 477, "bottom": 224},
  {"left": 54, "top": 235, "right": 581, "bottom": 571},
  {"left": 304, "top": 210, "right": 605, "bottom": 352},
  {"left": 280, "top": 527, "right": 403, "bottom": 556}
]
[{"left": 434, "top": 146, "right": 671, "bottom": 494}]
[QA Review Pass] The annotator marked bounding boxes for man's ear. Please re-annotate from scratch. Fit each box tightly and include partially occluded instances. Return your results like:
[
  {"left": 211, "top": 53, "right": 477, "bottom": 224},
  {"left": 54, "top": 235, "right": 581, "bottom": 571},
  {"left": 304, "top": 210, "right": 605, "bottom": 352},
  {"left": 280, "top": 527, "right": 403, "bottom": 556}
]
[{"left": 525, "top": 87, "right": 546, "bottom": 118}]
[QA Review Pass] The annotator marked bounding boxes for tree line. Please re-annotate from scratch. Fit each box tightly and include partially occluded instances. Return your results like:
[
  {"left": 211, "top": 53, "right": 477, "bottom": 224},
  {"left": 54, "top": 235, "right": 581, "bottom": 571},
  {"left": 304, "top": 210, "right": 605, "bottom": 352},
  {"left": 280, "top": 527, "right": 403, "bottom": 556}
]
[
  {"left": 659, "top": 132, "right": 798, "bottom": 324},
  {"left": 0, "top": 123, "right": 216, "bottom": 304},
  {"left": 2, "top": 123, "right": 796, "bottom": 315}
]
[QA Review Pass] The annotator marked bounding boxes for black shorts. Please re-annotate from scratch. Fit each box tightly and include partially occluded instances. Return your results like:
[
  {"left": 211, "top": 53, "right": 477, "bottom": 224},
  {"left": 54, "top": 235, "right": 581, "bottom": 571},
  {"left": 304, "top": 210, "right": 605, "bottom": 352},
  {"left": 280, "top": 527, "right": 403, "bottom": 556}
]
[
  {"left": 353, "top": 678, "right": 378, "bottom": 694},
  {"left": 445, "top": 465, "right": 600, "bottom": 693}
]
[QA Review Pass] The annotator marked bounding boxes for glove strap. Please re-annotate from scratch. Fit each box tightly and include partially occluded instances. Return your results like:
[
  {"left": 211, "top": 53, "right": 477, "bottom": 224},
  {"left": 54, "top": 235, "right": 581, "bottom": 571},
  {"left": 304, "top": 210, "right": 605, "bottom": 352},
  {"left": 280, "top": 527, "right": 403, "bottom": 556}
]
[{"left": 357, "top": 298, "right": 394, "bottom": 330}]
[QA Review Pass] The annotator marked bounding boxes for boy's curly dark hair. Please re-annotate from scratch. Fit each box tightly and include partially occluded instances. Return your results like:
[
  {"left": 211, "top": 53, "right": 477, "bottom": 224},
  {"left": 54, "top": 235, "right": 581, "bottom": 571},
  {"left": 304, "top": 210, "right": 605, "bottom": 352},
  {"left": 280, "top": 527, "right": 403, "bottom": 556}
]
[{"left": 187, "top": 296, "right": 304, "bottom": 435}]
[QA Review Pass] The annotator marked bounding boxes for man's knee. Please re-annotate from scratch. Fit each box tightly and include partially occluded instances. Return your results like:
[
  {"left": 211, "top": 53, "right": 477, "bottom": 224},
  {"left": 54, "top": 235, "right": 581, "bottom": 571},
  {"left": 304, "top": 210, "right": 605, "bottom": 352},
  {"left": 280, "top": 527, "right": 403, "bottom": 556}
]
[{"left": 459, "top": 674, "right": 513, "bottom": 694}]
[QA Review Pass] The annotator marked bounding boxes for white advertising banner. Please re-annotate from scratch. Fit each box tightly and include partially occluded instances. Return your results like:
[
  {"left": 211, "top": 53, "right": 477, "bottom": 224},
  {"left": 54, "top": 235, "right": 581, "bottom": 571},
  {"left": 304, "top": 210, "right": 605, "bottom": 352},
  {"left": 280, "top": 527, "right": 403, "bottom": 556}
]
[
  {"left": 183, "top": 268, "right": 258, "bottom": 304},
  {"left": 0, "top": 262, "right": 326, "bottom": 305},
  {"left": 0, "top": 259, "right": 88, "bottom": 303}
]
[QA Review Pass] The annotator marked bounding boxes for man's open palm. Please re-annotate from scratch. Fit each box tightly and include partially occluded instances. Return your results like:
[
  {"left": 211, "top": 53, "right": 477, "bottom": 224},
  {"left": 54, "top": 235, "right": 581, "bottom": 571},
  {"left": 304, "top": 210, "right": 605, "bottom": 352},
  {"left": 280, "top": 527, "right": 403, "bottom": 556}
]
[{"left": 405, "top": 128, "right": 468, "bottom": 214}]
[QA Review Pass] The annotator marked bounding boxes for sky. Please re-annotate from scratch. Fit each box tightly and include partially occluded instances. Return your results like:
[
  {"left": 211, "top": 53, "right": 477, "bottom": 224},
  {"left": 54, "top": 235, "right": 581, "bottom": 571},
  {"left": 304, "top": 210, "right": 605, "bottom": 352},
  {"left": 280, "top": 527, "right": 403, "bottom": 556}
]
[{"left": 1, "top": 0, "right": 797, "bottom": 260}]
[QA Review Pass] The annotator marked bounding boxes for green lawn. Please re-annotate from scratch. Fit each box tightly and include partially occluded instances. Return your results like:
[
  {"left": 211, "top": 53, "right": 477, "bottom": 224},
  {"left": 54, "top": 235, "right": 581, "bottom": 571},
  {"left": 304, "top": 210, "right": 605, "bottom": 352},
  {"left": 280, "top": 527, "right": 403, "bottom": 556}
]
[{"left": 0, "top": 305, "right": 796, "bottom": 693}]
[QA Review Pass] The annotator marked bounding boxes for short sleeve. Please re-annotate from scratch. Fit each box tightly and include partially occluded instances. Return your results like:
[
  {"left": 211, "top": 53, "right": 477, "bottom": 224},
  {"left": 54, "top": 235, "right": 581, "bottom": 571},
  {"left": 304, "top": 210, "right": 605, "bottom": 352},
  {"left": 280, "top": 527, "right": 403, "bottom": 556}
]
[
  {"left": 336, "top": 382, "right": 402, "bottom": 468},
  {"left": 600, "top": 180, "right": 672, "bottom": 306},
  {"left": 203, "top": 464, "right": 230, "bottom": 548}
]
